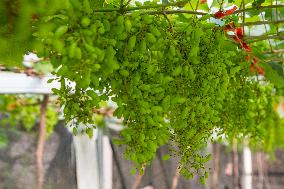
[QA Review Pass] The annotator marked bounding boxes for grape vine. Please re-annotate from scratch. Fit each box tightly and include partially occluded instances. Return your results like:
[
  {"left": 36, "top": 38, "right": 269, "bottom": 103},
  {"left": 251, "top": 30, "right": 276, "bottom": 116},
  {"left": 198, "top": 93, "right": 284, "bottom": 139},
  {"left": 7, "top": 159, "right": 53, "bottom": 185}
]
[{"left": 1, "top": 0, "right": 283, "bottom": 182}]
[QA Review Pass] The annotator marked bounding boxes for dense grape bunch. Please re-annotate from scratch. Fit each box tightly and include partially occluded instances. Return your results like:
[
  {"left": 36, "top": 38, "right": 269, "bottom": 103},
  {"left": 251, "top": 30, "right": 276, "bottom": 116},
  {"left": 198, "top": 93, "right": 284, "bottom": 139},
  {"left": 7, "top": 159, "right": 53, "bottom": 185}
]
[{"left": 33, "top": 0, "right": 282, "bottom": 180}]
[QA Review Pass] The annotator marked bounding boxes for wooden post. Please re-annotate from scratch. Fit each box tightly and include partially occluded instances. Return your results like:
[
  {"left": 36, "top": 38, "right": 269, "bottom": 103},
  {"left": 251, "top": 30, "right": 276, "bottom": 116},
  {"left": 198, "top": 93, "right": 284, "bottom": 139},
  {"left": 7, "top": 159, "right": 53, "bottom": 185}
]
[
  {"left": 212, "top": 143, "right": 220, "bottom": 189},
  {"left": 232, "top": 140, "right": 239, "bottom": 189},
  {"left": 171, "top": 166, "right": 180, "bottom": 189},
  {"left": 36, "top": 95, "right": 49, "bottom": 189}
]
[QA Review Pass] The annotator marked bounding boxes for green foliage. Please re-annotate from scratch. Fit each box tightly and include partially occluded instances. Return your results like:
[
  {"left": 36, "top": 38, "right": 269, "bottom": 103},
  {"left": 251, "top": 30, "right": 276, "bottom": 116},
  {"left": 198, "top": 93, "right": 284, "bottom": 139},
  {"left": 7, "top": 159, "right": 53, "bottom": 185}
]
[
  {"left": 27, "top": 0, "right": 281, "bottom": 179},
  {"left": 0, "top": 129, "right": 8, "bottom": 149},
  {"left": 0, "top": 0, "right": 72, "bottom": 67},
  {"left": 0, "top": 95, "right": 59, "bottom": 136},
  {"left": 260, "top": 62, "right": 284, "bottom": 92},
  {"left": 0, "top": 0, "right": 283, "bottom": 182}
]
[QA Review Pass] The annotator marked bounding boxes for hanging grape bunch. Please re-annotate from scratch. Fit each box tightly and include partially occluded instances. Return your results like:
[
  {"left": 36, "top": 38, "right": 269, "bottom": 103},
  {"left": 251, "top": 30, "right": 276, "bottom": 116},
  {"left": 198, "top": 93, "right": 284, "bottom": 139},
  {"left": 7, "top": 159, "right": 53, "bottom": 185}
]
[{"left": 33, "top": 0, "right": 281, "bottom": 181}]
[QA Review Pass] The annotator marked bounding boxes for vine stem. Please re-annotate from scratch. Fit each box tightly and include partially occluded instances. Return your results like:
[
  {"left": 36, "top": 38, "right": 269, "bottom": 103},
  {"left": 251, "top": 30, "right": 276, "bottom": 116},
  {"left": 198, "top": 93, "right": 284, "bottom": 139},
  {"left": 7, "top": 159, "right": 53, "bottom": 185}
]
[
  {"left": 92, "top": 1, "right": 187, "bottom": 12},
  {"left": 234, "top": 4, "right": 284, "bottom": 14},
  {"left": 125, "top": 0, "right": 132, "bottom": 7},
  {"left": 120, "top": 0, "right": 124, "bottom": 9},
  {"left": 245, "top": 34, "right": 284, "bottom": 43},
  {"left": 264, "top": 49, "right": 284, "bottom": 54},
  {"left": 145, "top": 9, "right": 209, "bottom": 15},
  {"left": 240, "top": 19, "right": 284, "bottom": 26},
  {"left": 36, "top": 95, "right": 49, "bottom": 189},
  {"left": 265, "top": 58, "right": 284, "bottom": 63},
  {"left": 195, "top": 0, "right": 200, "bottom": 11},
  {"left": 145, "top": 4, "right": 284, "bottom": 15},
  {"left": 162, "top": 11, "right": 174, "bottom": 32},
  {"left": 92, "top": 4, "right": 284, "bottom": 15}
]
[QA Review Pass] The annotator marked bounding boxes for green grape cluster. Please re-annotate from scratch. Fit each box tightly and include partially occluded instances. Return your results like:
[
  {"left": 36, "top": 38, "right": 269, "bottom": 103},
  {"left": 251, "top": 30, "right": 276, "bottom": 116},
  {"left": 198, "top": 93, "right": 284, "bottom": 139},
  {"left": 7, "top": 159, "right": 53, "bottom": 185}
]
[
  {"left": 221, "top": 77, "right": 284, "bottom": 152},
  {"left": 30, "top": 0, "right": 283, "bottom": 181}
]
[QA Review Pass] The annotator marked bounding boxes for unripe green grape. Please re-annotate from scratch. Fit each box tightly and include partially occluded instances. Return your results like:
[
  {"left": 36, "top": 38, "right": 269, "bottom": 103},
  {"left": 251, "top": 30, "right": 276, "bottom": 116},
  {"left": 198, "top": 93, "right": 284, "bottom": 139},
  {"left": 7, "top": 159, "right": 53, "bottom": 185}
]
[
  {"left": 98, "top": 26, "right": 105, "bottom": 34},
  {"left": 172, "top": 66, "right": 182, "bottom": 76},
  {"left": 103, "top": 19, "right": 111, "bottom": 32},
  {"left": 45, "top": 38, "right": 53, "bottom": 45},
  {"left": 128, "top": 36, "right": 136, "bottom": 51},
  {"left": 151, "top": 106, "right": 162, "bottom": 113},
  {"left": 74, "top": 47, "right": 82, "bottom": 59},
  {"left": 120, "top": 70, "right": 129, "bottom": 77},
  {"left": 117, "top": 29, "right": 127, "bottom": 38},
  {"left": 82, "top": 0, "right": 91, "bottom": 13},
  {"left": 142, "top": 15, "right": 153, "bottom": 24},
  {"left": 54, "top": 25, "right": 68, "bottom": 38},
  {"left": 107, "top": 39, "right": 117, "bottom": 47},
  {"left": 124, "top": 19, "right": 132, "bottom": 32},
  {"left": 150, "top": 26, "right": 161, "bottom": 37},
  {"left": 116, "top": 16, "right": 124, "bottom": 26},
  {"left": 68, "top": 43, "right": 77, "bottom": 58},
  {"left": 146, "top": 64, "right": 155, "bottom": 75},
  {"left": 169, "top": 45, "right": 176, "bottom": 56},
  {"left": 81, "top": 16, "right": 91, "bottom": 27},
  {"left": 140, "top": 84, "right": 150, "bottom": 91},
  {"left": 138, "top": 134, "right": 145, "bottom": 142},
  {"left": 61, "top": 56, "right": 68, "bottom": 65},
  {"left": 123, "top": 61, "right": 130, "bottom": 67},
  {"left": 190, "top": 46, "right": 199, "bottom": 58},
  {"left": 193, "top": 28, "right": 203, "bottom": 40},
  {"left": 94, "top": 47, "right": 105, "bottom": 62},
  {"left": 52, "top": 40, "right": 65, "bottom": 53},
  {"left": 139, "top": 40, "right": 147, "bottom": 52},
  {"left": 84, "top": 43, "right": 95, "bottom": 52},
  {"left": 188, "top": 68, "right": 195, "bottom": 80},
  {"left": 70, "top": 0, "right": 81, "bottom": 10},
  {"left": 93, "top": 63, "right": 101, "bottom": 70},
  {"left": 90, "top": 24, "right": 97, "bottom": 34},
  {"left": 145, "top": 33, "right": 156, "bottom": 44},
  {"left": 82, "top": 29, "right": 93, "bottom": 36}
]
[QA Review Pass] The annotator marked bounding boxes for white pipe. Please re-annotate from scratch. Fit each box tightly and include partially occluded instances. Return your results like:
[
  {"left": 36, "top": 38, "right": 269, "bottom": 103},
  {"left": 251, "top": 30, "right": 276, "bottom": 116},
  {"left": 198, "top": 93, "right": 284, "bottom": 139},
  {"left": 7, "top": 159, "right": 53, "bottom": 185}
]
[
  {"left": 0, "top": 73, "right": 59, "bottom": 94},
  {"left": 102, "top": 136, "right": 113, "bottom": 189},
  {"left": 242, "top": 144, "right": 252, "bottom": 189},
  {"left": 73, "top": 129, "right": 100, "bottom": 189}
]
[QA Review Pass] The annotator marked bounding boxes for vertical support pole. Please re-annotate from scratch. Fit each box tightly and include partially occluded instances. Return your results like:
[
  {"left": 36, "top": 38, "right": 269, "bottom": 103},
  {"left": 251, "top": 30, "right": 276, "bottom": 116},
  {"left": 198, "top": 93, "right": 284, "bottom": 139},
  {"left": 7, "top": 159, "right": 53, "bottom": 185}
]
[
  {"left": 74, "top": 127, "right": 100, "bottom": 189},
  {"left": 212, "top": 143, "right": 220, "bottom": 189},
  {"left": 36, "top": 95, "right": 49, "bottom": 189},
  {"left": 242, "top": 143, "right": 252, "bottom": 189},
  {"left": 102, "top": 134, "right": 113, "bottom": 189},
  {"left": 97, "top": 128, "right": 103, "bottom": 188},
  {"left": 73, "top": 127, "right": 113, "bottom": 189},
  {"left": 171, "top": 166, "right": 180, "bottom": 189},
  {"left": 232, "top": 140, "right": 239, "bottom": 189},
  {"left": 256, "top": 152, "right": 264, "bottom": 189},
  {"left": 97, "top": 128, "right": 113, "bottom": 189}
]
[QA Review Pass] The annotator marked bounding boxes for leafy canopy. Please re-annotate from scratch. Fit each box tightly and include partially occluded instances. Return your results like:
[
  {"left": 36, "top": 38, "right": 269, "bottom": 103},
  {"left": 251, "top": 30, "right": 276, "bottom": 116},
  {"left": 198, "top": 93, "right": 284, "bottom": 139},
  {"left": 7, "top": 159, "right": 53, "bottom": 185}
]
[{"left": 0, "top": 0, "right": 284, "bottom": 181}]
